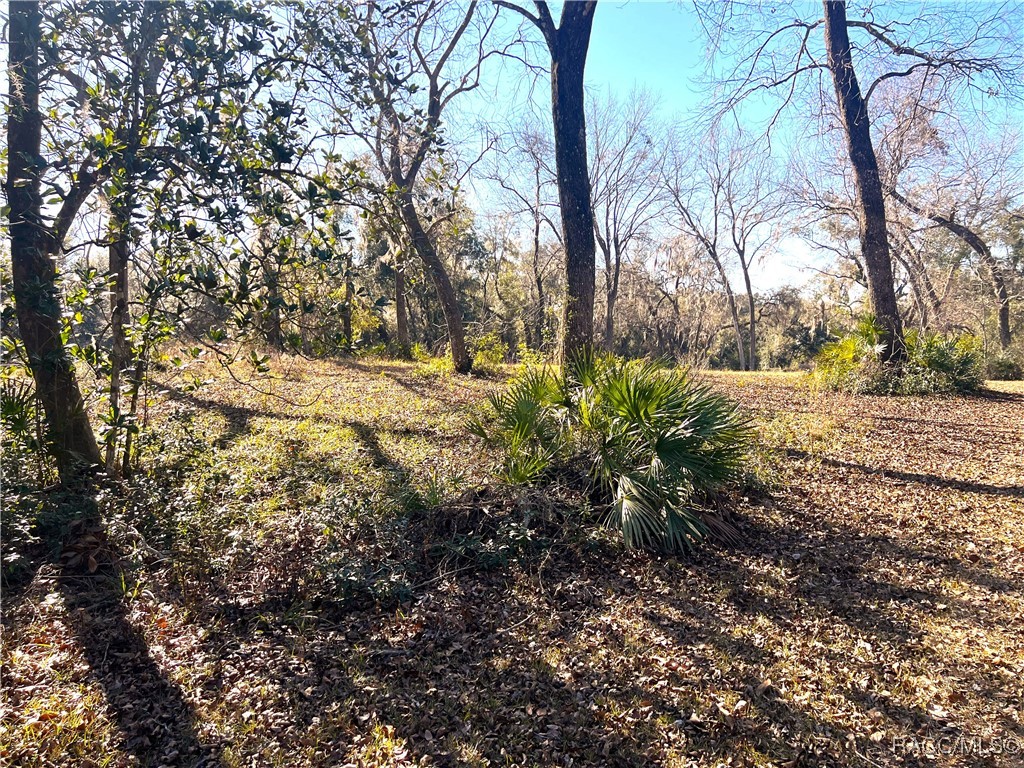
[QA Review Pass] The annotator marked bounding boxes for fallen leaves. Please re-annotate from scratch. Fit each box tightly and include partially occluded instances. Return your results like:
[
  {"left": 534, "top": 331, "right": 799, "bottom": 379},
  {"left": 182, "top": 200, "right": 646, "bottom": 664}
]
[{"left": 3, "top": 364, "right": 1023, "bottom": 767}]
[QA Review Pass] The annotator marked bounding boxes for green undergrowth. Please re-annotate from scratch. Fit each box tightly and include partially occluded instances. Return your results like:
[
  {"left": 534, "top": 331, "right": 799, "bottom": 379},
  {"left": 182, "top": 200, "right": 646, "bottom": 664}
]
[
  {"left": 814, "top": 317, "right": 984, "bottom": 395},
  {"left": 469, "top": 351, "right": 753, "bottom": 553}
]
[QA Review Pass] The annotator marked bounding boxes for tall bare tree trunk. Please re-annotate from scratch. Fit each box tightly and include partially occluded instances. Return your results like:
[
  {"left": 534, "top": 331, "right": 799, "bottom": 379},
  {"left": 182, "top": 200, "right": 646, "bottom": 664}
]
[
  {"left": 397, "top": 192, "right": 470, "bottom": 372},
  {"left": 595, "top": 234, "right": 620, "bottom": 351},
  {"left": 5, "top": 1, "right": 101, "bottom": 481},
  {"left": 105, "top": 199, "right": 132, "bottom": 472},
  {"left": 893, "top": 232, "right": 943, "bottom": 327},
  {"left": 823, "top": 0, "right": 904, "bottom": 363},
  {"left": 724, "top": 284, "right": 747, "bottom": 371},
  {"left": 531, "top": 175, "right": 546, "bottom": 350},
  {"left": 394, "top": 249, "right": 411, "bottom": 356},
  {"left": 604, "top": 286, "right": 617, "bottom": 352},
  {"left": 547, "top": 3, "right": 597, "bottom": 360},
  {"left": 706, "top": 255, "right": 746, "bottom": 370},
  {"left": 890, "top": 240, "right": 931, "bottom": 331},
  {"left": 740, "top": 266, "right": 757, "bottom": 371}
]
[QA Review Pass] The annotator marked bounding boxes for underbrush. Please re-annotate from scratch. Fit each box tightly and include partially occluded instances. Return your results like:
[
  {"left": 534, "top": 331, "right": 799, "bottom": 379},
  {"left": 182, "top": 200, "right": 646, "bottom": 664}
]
[
  {"left": 987, "top": 352, "right": 1023, "bottom": 381},
  {"left": 814, "top": 318, "right": 983, "bottom": 394},
  {"left": 469, "top": 351, "right": 752, "bottom": 553}
]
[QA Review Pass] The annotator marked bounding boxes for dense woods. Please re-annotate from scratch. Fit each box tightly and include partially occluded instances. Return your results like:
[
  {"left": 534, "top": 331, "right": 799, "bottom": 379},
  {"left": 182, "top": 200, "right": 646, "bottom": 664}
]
[{"left": 2, "top": 2, "right": 1023, "bottom": 767}]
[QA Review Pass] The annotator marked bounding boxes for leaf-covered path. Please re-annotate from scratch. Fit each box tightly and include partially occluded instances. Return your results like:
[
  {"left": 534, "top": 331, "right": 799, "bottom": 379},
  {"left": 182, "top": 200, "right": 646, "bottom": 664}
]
[{"left": 3, "top": 363, "right": 1022, "bottom": 767}]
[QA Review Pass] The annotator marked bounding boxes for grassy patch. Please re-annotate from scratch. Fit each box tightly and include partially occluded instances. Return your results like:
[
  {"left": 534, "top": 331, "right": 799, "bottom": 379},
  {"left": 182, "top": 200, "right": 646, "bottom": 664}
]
[{"left": 3, "top": 359, "right": 1023, "bottom": 767}]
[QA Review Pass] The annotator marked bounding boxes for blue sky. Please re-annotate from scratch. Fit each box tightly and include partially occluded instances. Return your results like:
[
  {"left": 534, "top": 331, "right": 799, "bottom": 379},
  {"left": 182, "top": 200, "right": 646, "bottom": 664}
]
[
  {"left": 467, "top": 1, "right": 815, "bottom": 291},
  {"left": 585, "top": 2, "right": 813, "bottom": 290},
  {"left": 586, "top": 2, "right": 708, "bottom": 115}
]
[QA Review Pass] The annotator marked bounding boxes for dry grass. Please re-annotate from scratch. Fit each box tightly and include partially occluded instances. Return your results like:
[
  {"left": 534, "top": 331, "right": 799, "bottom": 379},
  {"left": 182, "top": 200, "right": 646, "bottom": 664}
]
[{"left": 2, "top": 357, "right": 1022, "bottom": 767}]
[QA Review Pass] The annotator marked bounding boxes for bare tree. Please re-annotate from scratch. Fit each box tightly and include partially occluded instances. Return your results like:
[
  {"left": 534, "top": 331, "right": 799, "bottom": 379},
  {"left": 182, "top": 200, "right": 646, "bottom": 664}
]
[
  {"left": 487, "top": 123, "right": 562, "bottom": 349},
  {"left": 588, "top": 89, "right": 667, "bottom": 349},
  {"left": 879, "top": 101, "right": 1020, "bottom": 349},
  {"left": 494, "top": 0, "right": 598, "bottom": 360},
  {"left": 822, "top": 0, "right": 905, "bottom": 361},
  {"left": 313, "top": 0, "right": 498, "bottom": 373},
  {"left": 701, "top": 0, "right": 1023, "bottom": 364},
  {"left": 665, "top": 128, "right": 783, "bottom": 370}
]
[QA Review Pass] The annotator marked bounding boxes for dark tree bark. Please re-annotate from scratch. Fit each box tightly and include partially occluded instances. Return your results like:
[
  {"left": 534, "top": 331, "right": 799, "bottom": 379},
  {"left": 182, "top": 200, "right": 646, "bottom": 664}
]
[
  {"left": 823, "top": 0, "right": 905, "bottom": 362},
  {"left": 5, "top": 1, "right": 102, "bottom": 481},
  {"left": 394, "top": 249, "right": 411, "bottom": 356},
  {"left": 341, "top": 248, "right": 354, "bottom": 348},
  {"left": 547, "top": 2, "right": 597, "bottom": 360},
  {"left": 398, "top": 192, "right": 469, "bottom": 371},
  {"left": 890, "top": 189, "right": 1011, "bottom": 349},
  {"left": 497, "top": 0, "right": 598, "bottom": 360},
  {"left": 105, "top": 200, "right": 132, "bottom": 471}
]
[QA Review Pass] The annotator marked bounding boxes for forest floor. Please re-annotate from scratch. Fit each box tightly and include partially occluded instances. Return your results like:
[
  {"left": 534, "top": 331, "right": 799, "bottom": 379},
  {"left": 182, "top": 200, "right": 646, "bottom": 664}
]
[{"left": 2, "top": 358, "right": 1023, "bottom": 768}]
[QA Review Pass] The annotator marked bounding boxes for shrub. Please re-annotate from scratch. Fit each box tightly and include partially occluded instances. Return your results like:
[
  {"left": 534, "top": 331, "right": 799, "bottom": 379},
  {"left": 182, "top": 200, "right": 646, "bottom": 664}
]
[
  {"left": 413, "top": 353, "right": 455, "bottom": 378},
  {"left": 410, "top": 342, "right": 433, "bottom": 362},
  {"left": 987, "top": 353, "right": 1023, "bottom": 381},
  {"left": 471, "top": 332, "right": 508, "bottom": 375},
  {"left": 515, "top": 342, "right": 547, "bottom": 367},
  {"left": 814, "top": 318, "right": 983, "bottom": 395},
  {"left": 469, "top": 351, "right": 752, "bottom": 553}
]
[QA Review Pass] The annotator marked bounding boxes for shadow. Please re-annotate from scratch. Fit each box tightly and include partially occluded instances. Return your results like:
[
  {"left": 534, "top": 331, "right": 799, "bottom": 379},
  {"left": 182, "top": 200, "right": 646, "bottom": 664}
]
[
  {"left": 791, "top": 452, "right": 1024, "bottom": 499},
  {"left": 161, "top": 385, "right": 304, "bottom": 446},
  {"left": 969, "top": 387, "right": 1024, "bottom": 404},
  {"left": 56, "top": 495, "right": 223, "bottom": 767}
]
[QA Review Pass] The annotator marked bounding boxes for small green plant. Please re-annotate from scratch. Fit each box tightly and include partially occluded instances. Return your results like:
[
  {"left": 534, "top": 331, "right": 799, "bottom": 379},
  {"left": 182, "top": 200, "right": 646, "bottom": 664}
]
[
  {"left": 471, "top": 332, "right": 508, "bottom": 375},
  {"left": 987, "top": 353, "right": 1023, "bottom": 381},
  {"left": 414, "top": 353, "right": 455, "bottom": 378},
  {"left": 410, "top": 342, "right": 433, "bottom": 362},
  {"left": 814, "top": 318, "right": 983, "bottom": 395},
  {"left": 470, "top": 351, "right": 752, "bottom": 553},
  {"left": 515, "top": 342, "right": 547, "bottom": 367}
]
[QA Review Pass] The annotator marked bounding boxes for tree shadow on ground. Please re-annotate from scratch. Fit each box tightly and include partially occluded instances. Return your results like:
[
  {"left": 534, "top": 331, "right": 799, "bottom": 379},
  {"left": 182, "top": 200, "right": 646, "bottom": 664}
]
[
  {"left": 161, "top": 385, "right": 304, "bottom": 446},
  {"left": 789, "top": 452, "right": 1024, "bottom": 499},
  {"left": 60, "top": 572, "right": 225, "bottom": 767},
  {"left": 51, "top": 492, "right": 224, "bottom": 768}
]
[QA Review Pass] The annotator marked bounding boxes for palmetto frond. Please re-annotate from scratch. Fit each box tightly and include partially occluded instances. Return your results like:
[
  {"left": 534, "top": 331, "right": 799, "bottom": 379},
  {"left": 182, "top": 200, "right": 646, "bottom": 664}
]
[{"left": 471, "top": 353, "right": 752, "bottom": 553}]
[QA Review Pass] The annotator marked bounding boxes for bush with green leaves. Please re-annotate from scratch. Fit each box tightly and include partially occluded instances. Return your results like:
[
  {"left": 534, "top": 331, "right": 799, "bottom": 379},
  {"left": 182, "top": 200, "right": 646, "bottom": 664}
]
[
  {"left": 814, "top": 318, "right": 984, "bottom": 395},
  {"left": 469, "top": 351, "right": 752, "bottom": 553},
  {"left": 471, "top": 332, "right": 508, "bottom": 375},
  {"left": 987, "top": 353, "right": 1023, "bottom": 381}
]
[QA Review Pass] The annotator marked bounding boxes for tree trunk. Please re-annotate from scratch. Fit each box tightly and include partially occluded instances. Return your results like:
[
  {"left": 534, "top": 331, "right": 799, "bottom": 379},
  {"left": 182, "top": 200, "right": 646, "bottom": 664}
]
[
  {"left": 740, "top": 265, "right": 757, "bottom": 371},
  {"left": 531, "top": 177, "right": 546, "bottom": 350},
  {"left": 341, "top": 249, "right": 353, "bottom": 347},
  {"left": 265, "top": 274, "right": 283, "bottom": 350},
  {"left": 705, "top": 251, "right": 746, "bottom": 370},
  {"left": 397, "top": 193, "right": 470, "bottom": 372},
  {"left": 5, "top": 1, "right": 101, "bottom": 481},
  {"left": 549, "top": 4, "right": 597, "bottom": 361},
  {"left": 596, "top": 236, "right": 614, "bottom": 350},
  {"left": 890, "top": 189, "right": 1011, "bottom": 349},
  {"left": 105, "top": 199, "right": 132, "bottom": 472},
  {"left": 724, "top": 283, "right": 747, "bottom": 371},
  {"left": 898, "top": 233, "right": 943, "bottom": 327},
  {"left": 890, "top": 240, "right": 930, "bottom": 331},
  {"left": 823, "top": 0, "right": 904, "bottom": 363},
  {"left": 604, "top": 288, "right": 617, "bottom": 352},
  {"left": 395, "top": 250, "right": 411, "bottom": 356}
]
